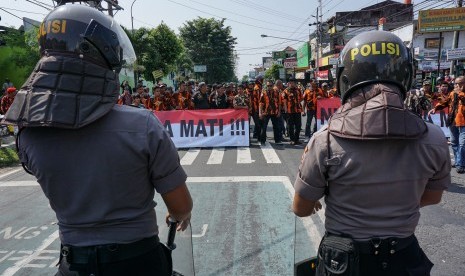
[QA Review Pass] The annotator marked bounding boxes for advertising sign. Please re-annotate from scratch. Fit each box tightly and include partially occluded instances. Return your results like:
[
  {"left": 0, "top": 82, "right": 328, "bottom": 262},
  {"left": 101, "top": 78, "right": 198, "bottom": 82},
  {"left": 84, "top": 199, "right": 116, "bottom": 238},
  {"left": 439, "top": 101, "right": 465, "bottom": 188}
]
[
  {"left": 194, "top": 65, "right": 207, "bottom": 72},
  {"left": 283, "top": 57, "right": 297, "bottom": 69},
  {"left": 418, "top": 7, "right": 465, "bottom": 33},
  {"left": 154, "top": 109, "right": 249, "bottom": 148},
  {"left": 297, "top": 42, "right": 310, "bottom": 68},
  {"left": 447, "top": 48, "right": 465, "bottom": 60},
  {"left": 316, "top": 70, "right": 329, "bottom": 80}
]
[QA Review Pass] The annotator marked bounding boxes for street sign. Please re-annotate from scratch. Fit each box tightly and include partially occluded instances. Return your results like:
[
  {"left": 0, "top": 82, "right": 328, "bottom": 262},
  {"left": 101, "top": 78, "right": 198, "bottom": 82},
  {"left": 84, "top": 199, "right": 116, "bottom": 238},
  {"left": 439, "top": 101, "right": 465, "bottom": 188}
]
[
  {"left": 283, "top": 58, "right": 297, "bottom": 69},
  {"left": 194, "top": 65, "right": 207, "bottom": 73},
  {"left": 329, "top": 58, "right": 338, "bottom": 65},
  {"left": 447, "top": 48, "right": 465, "bottom": 60},
  {"left": 418, "top": 7, "right": 465, "bottom": 33}
]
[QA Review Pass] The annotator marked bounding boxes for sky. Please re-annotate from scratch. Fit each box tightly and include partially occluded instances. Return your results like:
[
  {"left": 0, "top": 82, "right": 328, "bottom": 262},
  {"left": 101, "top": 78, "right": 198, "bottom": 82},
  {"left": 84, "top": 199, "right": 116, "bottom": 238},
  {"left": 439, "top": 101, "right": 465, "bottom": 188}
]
[{"left": 0, "top": 0, "right": 457, "bottom": 78}]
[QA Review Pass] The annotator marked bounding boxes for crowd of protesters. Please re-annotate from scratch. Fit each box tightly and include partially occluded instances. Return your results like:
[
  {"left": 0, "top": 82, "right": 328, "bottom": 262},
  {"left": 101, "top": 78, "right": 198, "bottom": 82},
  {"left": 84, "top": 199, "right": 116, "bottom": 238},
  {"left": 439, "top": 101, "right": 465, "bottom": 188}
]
[{"left": 118, "top": 76, "right": 339, "bottom": 145}]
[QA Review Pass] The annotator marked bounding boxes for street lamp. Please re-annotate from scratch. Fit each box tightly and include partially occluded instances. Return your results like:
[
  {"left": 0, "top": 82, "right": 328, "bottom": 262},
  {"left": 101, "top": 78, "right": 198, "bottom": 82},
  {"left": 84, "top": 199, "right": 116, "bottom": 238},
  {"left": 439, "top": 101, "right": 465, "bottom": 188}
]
[
  {"left": 131, "top": 0, "right": 137, "bottom": 34},
  {"left": 260, "top": 34, "right": 307, "bottom": 43}
]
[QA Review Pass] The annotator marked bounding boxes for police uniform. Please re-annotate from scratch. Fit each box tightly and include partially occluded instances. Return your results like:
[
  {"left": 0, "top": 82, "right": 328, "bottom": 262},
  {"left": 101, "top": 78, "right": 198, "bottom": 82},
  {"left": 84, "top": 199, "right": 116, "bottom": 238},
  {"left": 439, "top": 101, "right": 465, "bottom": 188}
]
[
  {"left": 293, "top": 31, "right": 450, "bottom": 275},
  {"left": 3, "top": 5, "right": 191, "bottom": 275}
]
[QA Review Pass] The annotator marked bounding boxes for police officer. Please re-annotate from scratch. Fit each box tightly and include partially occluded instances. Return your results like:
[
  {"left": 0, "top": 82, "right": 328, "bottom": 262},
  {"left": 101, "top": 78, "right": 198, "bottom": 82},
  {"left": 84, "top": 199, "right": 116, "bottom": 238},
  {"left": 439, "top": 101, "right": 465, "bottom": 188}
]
[
  {"left": 3, "top": 4, "right": 192, "bottom": 276},
  {"left": 292, "top": 31, "right": 450, "bottom": 275}
]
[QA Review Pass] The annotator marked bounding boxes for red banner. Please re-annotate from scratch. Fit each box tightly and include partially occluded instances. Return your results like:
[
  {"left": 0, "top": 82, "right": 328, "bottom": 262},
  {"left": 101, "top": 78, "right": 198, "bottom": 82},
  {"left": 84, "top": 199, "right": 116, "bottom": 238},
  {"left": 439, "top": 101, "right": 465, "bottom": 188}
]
[{"left": 154, "top": 109, "right": 249, "bottom": 148}]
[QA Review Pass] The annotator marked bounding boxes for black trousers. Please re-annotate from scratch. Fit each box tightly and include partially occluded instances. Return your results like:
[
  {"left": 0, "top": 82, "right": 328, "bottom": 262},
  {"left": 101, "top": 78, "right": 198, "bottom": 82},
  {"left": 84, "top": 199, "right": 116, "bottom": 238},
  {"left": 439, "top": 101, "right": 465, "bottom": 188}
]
[
  {"left": 251, "top": 112, "right": 260, "bottom": 138},
  {"left": 56, "top": 243, "right": 170, "bottom": 276},
  {"left": 260, "top": 115, "right": 281, "bottom": 143},
  {"left": 357, "top": 238, "right": 433, "bottom": 276},
  {"left": 288, "top": 113, "right": 302, "bottom": 143}
]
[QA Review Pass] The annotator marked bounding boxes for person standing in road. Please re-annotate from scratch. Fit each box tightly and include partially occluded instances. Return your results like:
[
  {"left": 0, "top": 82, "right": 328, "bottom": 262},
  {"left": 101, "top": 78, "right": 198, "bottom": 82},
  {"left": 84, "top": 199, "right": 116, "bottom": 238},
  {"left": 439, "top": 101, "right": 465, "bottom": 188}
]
[
  {"left": 233, "top": 84, "right": 250, "bottom": 110},
  {"left": 3, "top": 5, "right": 193, "bottom": 276},
  {"left": 193, "top": 82, "right": 210, "bottom": 109},
  {"left": 247, "top": 80, "right": 260, "bottom": 139},
  {"left": 430, "top": 76, "right": 465, "bottom": 173},
  {"left": 303, "top": 81, "right": 320, "bottom": 142},
  {"left": 2, "top": 78, "right": 13, "bottom": 95},
  {"left": 293, "top": 31, "right": 450, "bottom": 275},
  {"left": 275, "top": 80, "right": 288, "bottom": 142},
  {"left": 259, "top": 80, "right": 282, "bottom": 145},
  {"left": 283, "top": 76, "right": 303, "bottom": 145},
  {"left": 1, "top": 87, "right": 17, "bottom": 114}
]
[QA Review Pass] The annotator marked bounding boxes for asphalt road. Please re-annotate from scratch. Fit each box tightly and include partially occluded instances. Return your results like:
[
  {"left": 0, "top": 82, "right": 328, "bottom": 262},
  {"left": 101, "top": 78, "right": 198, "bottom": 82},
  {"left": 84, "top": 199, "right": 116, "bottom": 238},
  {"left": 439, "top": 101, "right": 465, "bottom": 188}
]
[{"left": 0, "top": 121, "right": 464, "bottom": 275}]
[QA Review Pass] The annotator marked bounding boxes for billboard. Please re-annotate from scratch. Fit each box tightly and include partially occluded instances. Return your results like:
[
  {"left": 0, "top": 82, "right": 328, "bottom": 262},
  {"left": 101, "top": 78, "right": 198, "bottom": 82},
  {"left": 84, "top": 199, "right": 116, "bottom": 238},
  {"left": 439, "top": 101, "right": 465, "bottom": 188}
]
[
  {"left": 297, "top": 42, "right": 310, "bottom": 68},
  {"left": 194, "top": 65, "right": 207, "bottom": 72},
  {"left": 283, "top": 57, "right": 297, "bottom": 69},
  {"left": 418, "top": 7, "right": 465, "bottom": 33}
]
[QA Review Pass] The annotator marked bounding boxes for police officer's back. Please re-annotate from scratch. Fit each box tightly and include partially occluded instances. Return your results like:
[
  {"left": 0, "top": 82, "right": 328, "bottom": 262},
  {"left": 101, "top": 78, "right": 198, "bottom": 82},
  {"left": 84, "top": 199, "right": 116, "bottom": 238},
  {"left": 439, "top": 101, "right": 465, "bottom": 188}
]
[
  {"left": 3, "top": 4, "right": 192, "bottom": 276},
  {"left": 292, "top": 31, "right": 450, "bottom": 275}
]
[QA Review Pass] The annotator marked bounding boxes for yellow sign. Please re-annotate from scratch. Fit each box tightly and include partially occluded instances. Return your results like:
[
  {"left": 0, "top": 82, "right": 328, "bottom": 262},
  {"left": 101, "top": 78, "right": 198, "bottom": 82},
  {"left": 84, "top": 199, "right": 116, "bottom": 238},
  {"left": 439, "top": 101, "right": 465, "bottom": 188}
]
[
  {"left": 38, "top": 20, "right": 67, "bottom": 38},
  {"left": 418, "top": 7, "right": 465, "bottom": 33},
  {"left": 350, "top": 42, "right": 400, "bottom": 61}
]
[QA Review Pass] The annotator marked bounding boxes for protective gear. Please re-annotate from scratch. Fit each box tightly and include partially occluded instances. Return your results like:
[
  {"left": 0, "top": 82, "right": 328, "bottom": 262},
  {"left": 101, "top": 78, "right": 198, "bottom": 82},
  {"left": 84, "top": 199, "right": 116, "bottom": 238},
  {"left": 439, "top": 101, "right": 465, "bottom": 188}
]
[
  {"left": 3, "top": 4, "right": 136, "bottom": 129},
  {"left": 38, "top": 4, "right": 135, "bottom": 72},
  {"left": 337, "top": 30, "right": 413, "bottom": 104}
]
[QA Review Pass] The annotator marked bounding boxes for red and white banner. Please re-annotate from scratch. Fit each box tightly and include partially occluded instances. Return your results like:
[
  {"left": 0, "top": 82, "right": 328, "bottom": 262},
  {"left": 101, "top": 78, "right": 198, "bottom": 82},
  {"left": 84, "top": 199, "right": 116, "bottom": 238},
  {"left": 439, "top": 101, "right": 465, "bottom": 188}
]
[
  {"left": 154, "top": 109, "right": 249, "bottom": 148},
  {"left": 315, "top": 98, "right": 451, "bottom": 137}
]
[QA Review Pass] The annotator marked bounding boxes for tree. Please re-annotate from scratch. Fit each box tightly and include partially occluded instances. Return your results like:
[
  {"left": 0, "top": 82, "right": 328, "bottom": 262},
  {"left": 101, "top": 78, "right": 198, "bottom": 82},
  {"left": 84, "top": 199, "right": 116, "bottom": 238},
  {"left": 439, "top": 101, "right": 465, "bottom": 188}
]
[
  {"left": 179, "top": 18, "right": 237, "bottom": 83},
  {"left": 265, "top": 63, "right": 283, "bottom": 80},
  {"left": 241, "top": 75, "right": 249, "bottom": 82},
  {"left": 0, "top": 27, "right": 40, "bottom": 87},
  {"left": 124, "top": 23, "right": 183, "bottom": 82}
]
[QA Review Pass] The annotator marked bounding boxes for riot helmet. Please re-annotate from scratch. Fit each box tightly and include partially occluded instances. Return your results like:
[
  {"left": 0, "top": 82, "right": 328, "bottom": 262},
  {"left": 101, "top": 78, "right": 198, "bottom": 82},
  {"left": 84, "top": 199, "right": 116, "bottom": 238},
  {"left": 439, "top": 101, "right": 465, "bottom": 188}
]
[
  {"left": 38, "top": 4, "right": 135, "bottom": 72},
  {"left": 337, "top": 31, "right": 413, "bottom": 104}
]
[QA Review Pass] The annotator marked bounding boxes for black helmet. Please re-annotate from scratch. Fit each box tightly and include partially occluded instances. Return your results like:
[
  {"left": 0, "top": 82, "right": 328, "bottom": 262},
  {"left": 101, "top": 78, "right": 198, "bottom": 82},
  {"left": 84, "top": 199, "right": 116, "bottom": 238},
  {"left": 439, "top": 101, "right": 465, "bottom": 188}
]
[
  {"left": 337, "top": 30, "right": 413, "bottom": 104},
  {"left": 38, "top": 4, "right": 135, "bottom": 72}
]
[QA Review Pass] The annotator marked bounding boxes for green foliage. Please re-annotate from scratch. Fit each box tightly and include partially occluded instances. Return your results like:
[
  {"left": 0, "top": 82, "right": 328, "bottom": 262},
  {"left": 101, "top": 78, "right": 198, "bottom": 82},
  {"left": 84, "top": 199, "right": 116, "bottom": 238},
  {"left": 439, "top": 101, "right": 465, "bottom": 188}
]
[
  {"left": 241, "top": 75, "right": 249, "bottom": 82},
  {"left": 125, "top": 23, "right": 183, "bottom": 82},
  {"left": 179, "top": 18, "right": 237, "bottom": 83},
  {"left": 0, "top": 27, "right": 40, "bottom": 87},
  {"left": 0, "top": 146, "right": 19, "bottom": 167},
  {"left": 265, "top": 63, "right": 283, "bottom": 81}
]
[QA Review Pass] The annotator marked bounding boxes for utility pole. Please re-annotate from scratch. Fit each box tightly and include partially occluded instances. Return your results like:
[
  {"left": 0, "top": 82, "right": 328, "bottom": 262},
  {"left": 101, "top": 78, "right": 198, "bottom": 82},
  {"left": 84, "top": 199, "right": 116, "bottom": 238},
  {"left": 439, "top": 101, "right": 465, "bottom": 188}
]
[
  {"left": 316, "top": 0, "right": 322, "bottom": 84},
  {"left": 450, "top": 0, "right": 463, "bottom": 77}
]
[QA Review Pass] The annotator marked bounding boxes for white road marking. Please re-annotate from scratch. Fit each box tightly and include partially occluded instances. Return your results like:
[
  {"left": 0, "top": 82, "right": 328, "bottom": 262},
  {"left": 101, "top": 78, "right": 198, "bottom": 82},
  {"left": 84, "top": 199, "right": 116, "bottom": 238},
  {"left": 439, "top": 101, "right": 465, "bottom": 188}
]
[
  {"left": 260, "top": 142, "right": 281, "bottom": 163},
  {"left": 206, "top": 148, "right": 225, "bottom": 164},
  {"left": 192, "top": 224, "right": 208, "bottom": 238},
  {"left": 0, "top": 168, "right": 22, "bottom": 180},
  {"left": 237, "top": 147, "right": 254, "bottom": 164},
  {"left": 180, "top": 148, "right": 201, "bottom": 166},
  {"left": 2, "top": 231, "right": 59, "bottom": 276},
  {"left": 0, "top": 181, "right": 38, "bottom": 187}
]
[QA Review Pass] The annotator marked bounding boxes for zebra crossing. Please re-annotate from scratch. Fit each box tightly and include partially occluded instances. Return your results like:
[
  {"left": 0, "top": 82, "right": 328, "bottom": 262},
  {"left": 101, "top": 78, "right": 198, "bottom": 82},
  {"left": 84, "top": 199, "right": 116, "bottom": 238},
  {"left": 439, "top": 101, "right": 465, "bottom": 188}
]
[{"left": 178, "top": 142, "right": 282, "bottom": 165}]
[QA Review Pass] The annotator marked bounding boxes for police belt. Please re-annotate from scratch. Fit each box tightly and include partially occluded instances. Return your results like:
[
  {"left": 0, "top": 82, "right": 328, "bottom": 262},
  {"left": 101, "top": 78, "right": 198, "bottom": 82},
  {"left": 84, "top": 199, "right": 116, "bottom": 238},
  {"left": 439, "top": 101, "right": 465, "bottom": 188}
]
[
  {"left": 327, "top": 233, "right": 417, "bottom": 255},
  {"left": 61, "top": 235, "right": 160, "bottom": 264}
]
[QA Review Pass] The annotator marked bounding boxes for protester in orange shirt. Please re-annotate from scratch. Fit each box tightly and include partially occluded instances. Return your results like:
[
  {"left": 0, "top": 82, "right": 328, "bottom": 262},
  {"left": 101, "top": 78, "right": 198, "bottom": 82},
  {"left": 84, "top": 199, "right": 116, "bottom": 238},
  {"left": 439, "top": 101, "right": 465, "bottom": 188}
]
[
  {"left": 1, "top": 87, "right": 17, "bottom": 114},
  {"left": 174, "top": 81, "right": 193, "bottom": 110},
  {"left": 251, "top": 76, "right": 263, "bottom": 139},
  {"left": 283, "top": 76, "right": 303, "bottom": 145},
  {"left": 303, "top": 81, "right": 321, "bottom": 141},
  {"left": 259, "top": 80, "right": 282, "bottom": 145},
  {"left": 151, "top": 86, "right": 166, "bottom": 111}
]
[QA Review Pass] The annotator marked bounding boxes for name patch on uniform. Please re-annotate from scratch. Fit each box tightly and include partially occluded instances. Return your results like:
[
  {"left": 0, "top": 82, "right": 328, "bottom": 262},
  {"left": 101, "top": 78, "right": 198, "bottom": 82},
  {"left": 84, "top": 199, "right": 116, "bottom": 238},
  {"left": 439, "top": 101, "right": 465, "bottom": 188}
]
[
  {"left": 38, "top": 20, "right": 67, "bottom": 38},
  {"left": 350, "top": 42, "right": 400, "bottom": 61}
]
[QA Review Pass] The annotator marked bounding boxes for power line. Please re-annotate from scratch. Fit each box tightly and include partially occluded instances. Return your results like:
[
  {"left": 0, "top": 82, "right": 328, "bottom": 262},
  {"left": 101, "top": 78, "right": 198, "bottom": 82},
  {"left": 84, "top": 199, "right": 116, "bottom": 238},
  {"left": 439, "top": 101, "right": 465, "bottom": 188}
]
[
  {"left": 24, "top": 0, "right": 52, "bottom": 10},
  {"left": 167, "top": 0, "right": 306, "bottom": 34},
  {"left": 0, "top": 7, "right": 47, "bottom": 15},
  {"left": 186, "top": 0, "right": 298, "bottom": 30},
  {"left": 228, "top": 0, "right": 305, "bottom": 23},
  {"left": 236, "top": 36, "right": 309, "bottom": 51},
  {"left": 0, "top": 7, "right": 41, "bottom": 28}
]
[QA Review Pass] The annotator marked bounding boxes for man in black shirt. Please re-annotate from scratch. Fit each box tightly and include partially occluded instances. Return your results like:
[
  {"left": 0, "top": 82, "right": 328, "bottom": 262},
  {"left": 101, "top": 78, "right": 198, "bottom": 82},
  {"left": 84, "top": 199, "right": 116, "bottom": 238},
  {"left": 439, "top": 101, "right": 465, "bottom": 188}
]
[{"left": 193, "top": 82, "right": 210, "bottom": 109}]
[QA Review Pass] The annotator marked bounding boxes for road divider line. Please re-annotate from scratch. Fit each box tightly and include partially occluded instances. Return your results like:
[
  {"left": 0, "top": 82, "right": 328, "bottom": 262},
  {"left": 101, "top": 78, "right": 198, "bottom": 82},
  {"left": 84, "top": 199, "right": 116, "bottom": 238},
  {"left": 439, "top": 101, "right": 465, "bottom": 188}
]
[
  {"left": 0, "top": 168, "right": 23, "bottom": 180},
  {"left": 260, "top": 142, "right": 281, "bottom": 163},
  {"left": 0, "top": 181, "right": 39, "bottom": 187},
  {"left": 206, "top": 148, "right": 225, "bottom": 164},
  {"left": 237, "top": 147, "right": 253, "bottom": 164},
  {"left": 180, "top": 148, "right": 201, "bottom": 166},
  {"left": 2, "top": 230, "right": 59, "bottom": 276}
]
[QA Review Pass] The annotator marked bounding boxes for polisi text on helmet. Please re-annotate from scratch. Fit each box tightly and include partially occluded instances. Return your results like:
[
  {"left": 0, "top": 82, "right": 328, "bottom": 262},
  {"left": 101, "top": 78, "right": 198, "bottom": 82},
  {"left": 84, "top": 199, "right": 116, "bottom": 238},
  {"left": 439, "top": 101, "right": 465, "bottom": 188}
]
[
  {"left": 38, "top": 20, "right": 67, "bottom": 38},
  {"left": 350, "top": 42, "right": 400, "bottom": 61}
]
